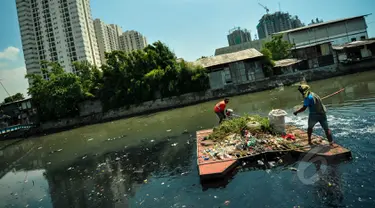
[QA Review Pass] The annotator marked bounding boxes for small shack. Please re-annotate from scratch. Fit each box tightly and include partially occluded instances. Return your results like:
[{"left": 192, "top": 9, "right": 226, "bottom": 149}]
[
  {"left": 273, "top": 59, "right": 303, "bottom": 75},
  {"left": 194, "top": 49, "right": 265, "bottom": 90},
  {"left": 0, "top": 98, "right": 37, "bottom": 126},
  {"left": 332, "top": 39, "right": 375, "bottom": 63}
]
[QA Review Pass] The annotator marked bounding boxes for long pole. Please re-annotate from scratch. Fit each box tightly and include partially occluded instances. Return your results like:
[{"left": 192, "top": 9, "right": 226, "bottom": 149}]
[
  {"left": 299, "top": 88, "right": 345, "bottom": 104},
  {"left": 0, "top": 79, "right": 12, "bottom": 100},
  {"left": 321, "top": 88, "right": 345, "bottom": 100}
]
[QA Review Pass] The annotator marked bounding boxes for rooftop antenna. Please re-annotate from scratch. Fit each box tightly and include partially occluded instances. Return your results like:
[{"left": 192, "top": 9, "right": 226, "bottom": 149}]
[
  {"left": 258, "top": 3, "right": 269, "bottom": 14},
  {"left": 278, "top": 2, "right": 281, "bottom": 11}
]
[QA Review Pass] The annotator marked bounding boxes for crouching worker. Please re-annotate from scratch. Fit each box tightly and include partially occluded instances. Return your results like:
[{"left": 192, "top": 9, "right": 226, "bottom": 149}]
[
  {"left": 293, "top": 85, "right": 337, "bottom": 147},
  {"left": 214, "top": 98, "right": 229, "bottom": 124}
]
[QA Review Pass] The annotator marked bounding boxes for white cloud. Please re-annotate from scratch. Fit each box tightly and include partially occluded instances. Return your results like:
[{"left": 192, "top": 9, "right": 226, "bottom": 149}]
[
  {"left": 0, "top": 66, "right": 29, "bottom": 101},
  {"left": 0, "top": 46, "right": 20, "bottom": 61}
]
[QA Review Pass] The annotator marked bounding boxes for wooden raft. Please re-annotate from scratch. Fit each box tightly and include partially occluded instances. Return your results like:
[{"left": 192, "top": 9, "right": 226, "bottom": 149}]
[{"left": 196, "top": 125, "right": 352, "bottom": 180}]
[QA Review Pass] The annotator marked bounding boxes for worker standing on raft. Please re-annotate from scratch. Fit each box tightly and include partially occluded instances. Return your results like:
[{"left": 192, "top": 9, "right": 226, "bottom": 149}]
[
  {"left": 293, "top": 84, "right": 337, "bottom": 148},
  {"left": 214, "top": 98, "right": 229, "bottom": 124}
]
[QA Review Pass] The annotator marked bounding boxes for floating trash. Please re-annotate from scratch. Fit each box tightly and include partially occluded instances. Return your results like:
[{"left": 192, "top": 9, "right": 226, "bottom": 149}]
[
  {"left": 166, "top": 129, "right": 172, "bottom": 132},
  {"left": 171, "top": 143, "right": 178, "bottom": 147},
  {"left": 88, "top": 138, "right": 94, "bottom": 141},
  {"left": 268, "top": 161, "right": 276, "bottom": 167}
]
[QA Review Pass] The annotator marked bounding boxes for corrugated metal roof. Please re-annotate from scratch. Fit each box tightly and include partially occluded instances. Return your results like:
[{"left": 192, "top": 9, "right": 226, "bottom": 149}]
[
  {"left": 274, "top": 59, "right": 302, "bottom": 67},
  {"left": 332, "top": 39, "right": 375, "bottom": 50},
  {"left": 274, "top": 14, "right": 371, "bottom": 35},
  {"left": 194, "top": 48, "right": 263, "bottom": 68}
]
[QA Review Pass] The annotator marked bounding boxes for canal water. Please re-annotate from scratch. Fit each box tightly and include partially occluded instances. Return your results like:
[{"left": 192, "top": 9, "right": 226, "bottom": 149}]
[{"left": 1, "top": 70, "right": 375, "bottom": 208}]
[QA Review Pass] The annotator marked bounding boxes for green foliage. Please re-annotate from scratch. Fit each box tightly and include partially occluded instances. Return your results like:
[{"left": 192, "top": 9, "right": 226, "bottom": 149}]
[
  {"left": 73, "top": 61, "right": 103, "bottom": 97},
  {"left": 26, "top": 61, "right": 98, "bottom": 121},
  {"left": 26, "top": 41, "right": 209, "bottom": 120},
  {"left": 264, "top": 34, "right": 293, "bottom": 61},
  {"left": 208, "top": 115, "right": 272, "bottom": 142},
  {"left": 99, "top": 41, "right": 209, "bottom": 110},
  {"left": 3, "top": 93, "right": 24, "bottom": 104},
  {"left": 260, "top": 48, "right": 275, "bottom": 77}
]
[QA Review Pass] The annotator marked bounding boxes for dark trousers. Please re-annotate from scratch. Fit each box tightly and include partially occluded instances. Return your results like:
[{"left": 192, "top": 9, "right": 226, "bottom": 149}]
[{"left": 215, "top": 111, "right": 226, "bottom": 124}]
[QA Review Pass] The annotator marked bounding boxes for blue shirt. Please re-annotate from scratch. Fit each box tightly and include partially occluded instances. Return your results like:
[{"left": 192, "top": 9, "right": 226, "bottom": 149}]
[
  {"left": 303, "top": 94, "right": 314, "bottom": 113},
  {"left": 303, "top": 93, "right": 326, "bottom": 115}
]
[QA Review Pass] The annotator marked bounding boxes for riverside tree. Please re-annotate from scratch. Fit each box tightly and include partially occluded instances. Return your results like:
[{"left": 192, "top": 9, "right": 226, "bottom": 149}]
[
  {"left": 27, "top": 41, "right": 209, "bottom": 120},
  {"left": 99, "top": 41, "right": 209, "bottom": 110},
  {"left": 3, "top": 93, "right": 25, "bottom": 104},
  {"left": 264, "top": 34, "right": 294, "bottom": 60},
  {"left": 26, "top": 61, "right": 95, "bottom": 121}
]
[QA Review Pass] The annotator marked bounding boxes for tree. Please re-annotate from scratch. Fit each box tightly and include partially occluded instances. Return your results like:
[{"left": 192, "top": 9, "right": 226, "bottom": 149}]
[
  {"left": 3, "top": 93, "right": 24, "bottom": 103},
  {"left": 264, "top": 34, "right": 293, "bottom": 60},
  {"left": 73, "top": 61, "right": 103, "bottom": 97},
  {"left": 260, "top": 48, "right": 275, "bottom": 77},
  {"left": 99, "top": 41, "right": 209, "bottom": 110},
  {"left": 25, "top": 41, "right": 210, "bottom": 119},
  {"left": 26, "top": 61, "right": 89, "bottom": 121}
]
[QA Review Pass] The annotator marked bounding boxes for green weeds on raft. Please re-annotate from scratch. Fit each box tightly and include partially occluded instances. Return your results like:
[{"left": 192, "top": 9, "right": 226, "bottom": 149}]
[{"left": 209, "top": 115, "right": 273, "bottom": 142}]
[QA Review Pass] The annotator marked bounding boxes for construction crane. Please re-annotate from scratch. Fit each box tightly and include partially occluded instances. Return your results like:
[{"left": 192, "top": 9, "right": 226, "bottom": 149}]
[{"left": 258, "top": 3, "right": 269, "bottom": 14}]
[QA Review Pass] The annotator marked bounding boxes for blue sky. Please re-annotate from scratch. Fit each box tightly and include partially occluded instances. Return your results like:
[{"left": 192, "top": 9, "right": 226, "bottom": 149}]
[{"left": 0, "top": 0, "right": 374, "bottom": 101}]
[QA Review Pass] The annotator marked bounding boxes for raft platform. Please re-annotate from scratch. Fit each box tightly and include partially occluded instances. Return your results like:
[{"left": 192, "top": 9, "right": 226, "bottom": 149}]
[{"left": 196, "top": 125, "right": 352, "bottom": 181}]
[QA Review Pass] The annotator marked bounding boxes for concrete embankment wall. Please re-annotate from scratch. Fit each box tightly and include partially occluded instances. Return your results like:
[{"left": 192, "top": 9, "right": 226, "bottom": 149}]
[{"left": 40, "top": 62, "right": 375, "bottom": 133}]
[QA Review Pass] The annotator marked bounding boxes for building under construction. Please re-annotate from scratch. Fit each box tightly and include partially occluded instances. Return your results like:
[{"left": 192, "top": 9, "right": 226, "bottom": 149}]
[
  {"left": 257, "top": 11, "right": 304, "bottom": 39},
  {"left": 227, "top": 27, "right": 252, "bottom": 46}
]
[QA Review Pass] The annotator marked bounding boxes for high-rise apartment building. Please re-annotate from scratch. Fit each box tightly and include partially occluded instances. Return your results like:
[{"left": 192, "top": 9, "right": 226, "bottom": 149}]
[
  {"left": 15, "top": 0, "right": 101, "bottom": 83},
  {"left": 119, "top": 30, "right": 148, "bottom": 53},
  {"left": 227, "top": 27, "right": 252, "bottom": 46},
  {"left": 109, "top": 24, "right": 123, "bottom": 41},
  {"left": 93, "top": 19, "right": 122, "bottom": 63},
  {"left": 257, "top": 12, "right": 304, "bottom": 39}
]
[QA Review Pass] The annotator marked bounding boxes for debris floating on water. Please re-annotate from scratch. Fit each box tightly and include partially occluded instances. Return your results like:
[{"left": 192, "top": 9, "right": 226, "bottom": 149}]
[
  {"left": 171, "top": 143, "right": 178, "bottom": 147},
  {"left": 166, "top": 129, "right": 172, "bottom": 132}
]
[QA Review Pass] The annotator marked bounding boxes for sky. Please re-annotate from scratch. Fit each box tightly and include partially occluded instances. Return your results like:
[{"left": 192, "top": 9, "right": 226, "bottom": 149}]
[{"left": 0, "top": 0, "right": 374, "bottom": 101}]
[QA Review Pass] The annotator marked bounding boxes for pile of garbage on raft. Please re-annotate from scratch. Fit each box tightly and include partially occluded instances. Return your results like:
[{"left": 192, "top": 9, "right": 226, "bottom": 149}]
[{"left": 201, "top": 109, "right": 326, "bottom": 161}]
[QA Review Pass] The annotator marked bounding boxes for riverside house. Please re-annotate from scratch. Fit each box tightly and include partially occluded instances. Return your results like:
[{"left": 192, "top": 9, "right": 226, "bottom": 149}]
[{"left": 194, "top": 49, "right": 265, "bottom": 90}]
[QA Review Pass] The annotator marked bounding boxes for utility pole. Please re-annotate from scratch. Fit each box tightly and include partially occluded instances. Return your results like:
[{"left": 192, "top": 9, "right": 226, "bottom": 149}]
[{"left": 0, "top": 79, "right": 13, "bottom": 102}]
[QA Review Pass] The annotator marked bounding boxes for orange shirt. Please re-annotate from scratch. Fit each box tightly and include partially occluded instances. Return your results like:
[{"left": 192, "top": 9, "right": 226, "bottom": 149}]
[{"left": 214, "top": 101, "right": 226, "bottom": 113}]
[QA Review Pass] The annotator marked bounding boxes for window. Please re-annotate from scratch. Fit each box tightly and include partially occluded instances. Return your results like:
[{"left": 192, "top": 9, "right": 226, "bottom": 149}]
[
  {"left": 223, "top": 68, "right": 232, "bottom": 84},
  {"left": 360, "top": 36, "right": 366, "bottom": 40},
  {"left": 351, "top": 37, "right": 356, "bottom": 42}
]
